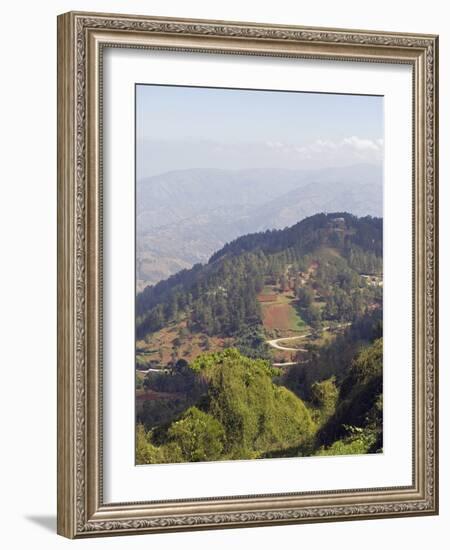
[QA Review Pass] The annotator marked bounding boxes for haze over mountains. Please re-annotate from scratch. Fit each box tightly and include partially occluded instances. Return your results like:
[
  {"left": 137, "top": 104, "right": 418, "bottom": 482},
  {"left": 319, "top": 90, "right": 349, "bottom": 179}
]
[{"left": 137, "top": 163, "right": 382, "bottom": 290}]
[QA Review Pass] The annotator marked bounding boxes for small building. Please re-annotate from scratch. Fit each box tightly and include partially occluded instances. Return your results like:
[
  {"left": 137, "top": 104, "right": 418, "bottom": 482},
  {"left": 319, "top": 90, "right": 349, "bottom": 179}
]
[
  {"left": 328, "top": 217, "right": 346, "bottom": 231},
  {"left": 361, "top": 274, "right": 383, "bottom": 287}
]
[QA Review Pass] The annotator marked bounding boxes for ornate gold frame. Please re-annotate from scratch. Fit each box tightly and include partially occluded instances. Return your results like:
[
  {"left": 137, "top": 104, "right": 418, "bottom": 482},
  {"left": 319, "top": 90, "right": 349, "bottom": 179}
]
[{"left": 57, "top": 11, "right": 439, "bottom": 538}]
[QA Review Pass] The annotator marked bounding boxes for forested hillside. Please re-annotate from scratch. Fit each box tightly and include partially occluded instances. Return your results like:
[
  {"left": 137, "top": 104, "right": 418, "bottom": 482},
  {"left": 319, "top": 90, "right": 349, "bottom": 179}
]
[
  {"left": 137, "top": 334, "right": 383, "bottom": 463},
  {"left": 137, "top": 212, "right": 382, "bottom": 338},
  {"left": 137, "top": 350, "right": 315, "bottom": 463},
  {"left": 135, "top": 212, "right": 383, "bottom": 463},
  {"left": 136, "top": 164, "right": 382, "bottom": 288}
]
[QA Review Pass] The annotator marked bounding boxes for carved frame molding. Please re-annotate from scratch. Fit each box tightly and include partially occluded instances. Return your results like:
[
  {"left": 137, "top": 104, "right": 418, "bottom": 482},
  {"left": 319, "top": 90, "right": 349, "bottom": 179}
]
[{"left": 57, "top": 11, "right": 438, "bottom": 538}]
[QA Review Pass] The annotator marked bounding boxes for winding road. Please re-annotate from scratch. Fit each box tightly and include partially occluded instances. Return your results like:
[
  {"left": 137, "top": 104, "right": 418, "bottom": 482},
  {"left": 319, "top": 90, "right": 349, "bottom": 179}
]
[
  {"left": 267, "top": 323, "right": 351, "bottom": 367},
  {"left": 140, "top": 367, "right": 169, "bottom": 374},
  {"left": 267, "top": 335, "right": 308, "bottom": 368},
  {"left": 267, "top": 334, "right": 309, "bottom": 352}
]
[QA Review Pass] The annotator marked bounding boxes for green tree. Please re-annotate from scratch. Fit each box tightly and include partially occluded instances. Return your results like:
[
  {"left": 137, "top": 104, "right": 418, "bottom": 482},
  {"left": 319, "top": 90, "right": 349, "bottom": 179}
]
[
  {"left": 304, "top": 303, "right": 322, "bottom": 329},
  {"left": 310, "top": 377, "right": 339, "bottom": 423},
  {"left": 136, "top": 424, "right": 162, "bottom": 464},
  {"left": 316, "top": 338, "right": 383, "bottom": 453},
  {"left": 297, "top": 286, "right": 314, "bottom": 308},
  {"left": 191, "top": 349, "right": 315, "bottom": 459},
  {"left": 167, "top": 407, "right": 225, "bottom": 462}
]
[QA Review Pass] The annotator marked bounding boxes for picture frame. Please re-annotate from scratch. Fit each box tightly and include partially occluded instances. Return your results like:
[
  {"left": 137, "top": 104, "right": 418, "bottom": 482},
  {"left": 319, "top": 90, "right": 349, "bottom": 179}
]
[{"left": 57, "top": 11, "right": 439, "bottom": 538}]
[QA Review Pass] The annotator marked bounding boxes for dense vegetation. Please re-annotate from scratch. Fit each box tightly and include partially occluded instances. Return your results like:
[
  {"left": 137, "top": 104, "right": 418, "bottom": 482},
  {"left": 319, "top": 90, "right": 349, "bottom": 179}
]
[
  {"left": 315, "top": 337, "right": 383, "bottom": 455},
  {"left": 137, "top": 349, "right": 315, "bottom": 463},
  {"left": 136, "top": 212, "right": 383, "bottom": 463},
  {"left": 136, "top": 213, "right": 382, "bottom": 338},
  {"left": 137, "top": 333, "right": 383, "bottom": 463},
  {"left": 283, "top": 309, "right": 382, "bottom": 401}
]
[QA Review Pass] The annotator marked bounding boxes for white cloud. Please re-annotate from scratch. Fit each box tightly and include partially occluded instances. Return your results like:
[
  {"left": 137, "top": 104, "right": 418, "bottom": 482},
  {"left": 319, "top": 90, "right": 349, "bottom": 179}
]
[
  {"left": 342, "top": 136, "right": 381, "bottom": 151},
  {"left": 261, "top": 136, "right": 383, "bottom": 164},
  {"left": 138, "top": 136, "right": 383, "bottom": 177},
  {"left": 265, "top": 140, "right": 285, "bottom": 149}
]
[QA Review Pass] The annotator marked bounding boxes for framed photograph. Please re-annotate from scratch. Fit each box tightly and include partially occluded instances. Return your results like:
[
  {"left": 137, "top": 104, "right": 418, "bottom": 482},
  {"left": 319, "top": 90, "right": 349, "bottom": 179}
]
[{"left": 57, "top": 11, "right": 439, "bottom": 538}]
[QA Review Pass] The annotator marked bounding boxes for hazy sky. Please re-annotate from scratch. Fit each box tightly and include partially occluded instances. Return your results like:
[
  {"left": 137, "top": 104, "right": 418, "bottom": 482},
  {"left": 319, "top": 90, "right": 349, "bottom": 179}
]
[{"left": 136, "top": 84, "right": 383, "bottom": 179}]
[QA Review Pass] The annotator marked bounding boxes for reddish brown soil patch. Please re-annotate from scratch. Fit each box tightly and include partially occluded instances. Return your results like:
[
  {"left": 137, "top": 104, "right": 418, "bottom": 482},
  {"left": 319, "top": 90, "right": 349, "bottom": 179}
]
[
  {"left": 262, "top": 303, "right": 294, "bottom": 331},
  {"left": 258, "top": 294, "right": 278, "bottom": 303}
]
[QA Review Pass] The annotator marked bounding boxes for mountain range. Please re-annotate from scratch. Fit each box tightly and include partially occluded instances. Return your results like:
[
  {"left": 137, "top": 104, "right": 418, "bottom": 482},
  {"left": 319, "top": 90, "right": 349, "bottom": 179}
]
[{"left": 137, "top": 163, "right": 382, "bottom": 290}]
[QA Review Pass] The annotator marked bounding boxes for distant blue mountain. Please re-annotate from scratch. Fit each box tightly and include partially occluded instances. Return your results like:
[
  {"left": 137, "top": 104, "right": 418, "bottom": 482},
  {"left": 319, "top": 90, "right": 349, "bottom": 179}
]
[{"left": 136, "top": 164, "right": 382, "bottom": 289}]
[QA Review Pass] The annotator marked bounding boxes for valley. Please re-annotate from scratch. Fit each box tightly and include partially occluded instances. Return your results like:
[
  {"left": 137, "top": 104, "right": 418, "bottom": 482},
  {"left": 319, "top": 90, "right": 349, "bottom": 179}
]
[
  {"left": 136, "top": 213, "right": 383, "bottom": 463},
  {"left": 135, "top": 212, "right": 383, "bottom": 464},
  {"left": 136, "top": 164, "right": 383, "bottom": 288}
]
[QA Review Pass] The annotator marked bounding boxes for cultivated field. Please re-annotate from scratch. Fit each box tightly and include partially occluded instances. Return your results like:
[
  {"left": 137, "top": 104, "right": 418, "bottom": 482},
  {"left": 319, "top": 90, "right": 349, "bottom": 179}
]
[
  {"left": 258, "top": 286, "right": 306, "bottom": 336},
  {"left": 136, "top": 318, "right": 232, "bottom": 369}
]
